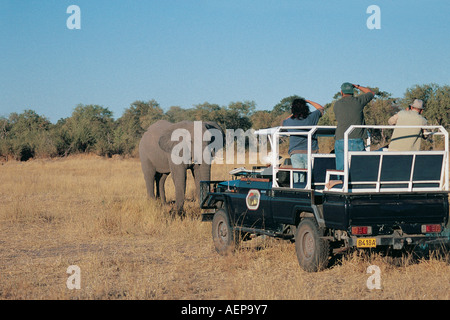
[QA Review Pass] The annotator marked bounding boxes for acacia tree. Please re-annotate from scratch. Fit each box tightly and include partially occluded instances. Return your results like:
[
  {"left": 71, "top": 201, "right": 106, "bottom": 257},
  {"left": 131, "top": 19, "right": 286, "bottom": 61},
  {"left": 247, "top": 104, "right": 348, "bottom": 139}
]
[
  {"left": 166, "top": 106, "right": 190, "bottom": 123},
  {"left": 403, "top": 83, "right": 450, "bottom": 127},
  {"left": 64, "top": 104, "right": 115, "bottom": 156},
  {"left": 136, "top": 100, "right": 166, "bottom": 130},
  {"left": 402, "top": 83, "right": 438, "bottom": 109},
  {"left": 51, "top": 117, "right": 72, "bottom": 157},
  {"left": 318, "top": 102, "right": 336, "bottom": 126},
  {"left": 184, "top": 101, "right": 255, "bottom": 131},
  {"left": 114, "top": 100, "right": 166, "bottom": 155},
  {"left": 250, "top": 110, "right": 275, "bottom": 130},
  {"left": 401, "top": 83, "right": 450, "bottom": 150},
  {"left": 0, "top": 117, "right": 12, "bottom": 159},
  {"left": 2, "top": 110, "right": 56, "bottom": 160},
  {"left": 364, "top": 98, "right": 398, "bottom": 147},
  {"left": 190, "top": 102, "right": 222, "bottom": 123},
  {"left": 222, "top": 101, "right": 255, "bottom": 130},
  {"left": 272, "top": 95, "right": 304, "bottom": 117}
]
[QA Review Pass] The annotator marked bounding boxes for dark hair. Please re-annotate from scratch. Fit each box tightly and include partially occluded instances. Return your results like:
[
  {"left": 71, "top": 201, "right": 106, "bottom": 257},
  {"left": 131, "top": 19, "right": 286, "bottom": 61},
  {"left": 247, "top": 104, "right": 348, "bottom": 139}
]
[{"left": 291, "top": 98, "right": 310, "bottom": 120}]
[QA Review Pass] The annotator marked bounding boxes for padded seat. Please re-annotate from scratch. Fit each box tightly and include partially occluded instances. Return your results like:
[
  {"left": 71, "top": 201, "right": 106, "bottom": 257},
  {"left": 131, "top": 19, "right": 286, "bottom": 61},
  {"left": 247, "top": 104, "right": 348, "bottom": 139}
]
[{"left": 325, "top": 152, "right": 445, "bottom": 192}]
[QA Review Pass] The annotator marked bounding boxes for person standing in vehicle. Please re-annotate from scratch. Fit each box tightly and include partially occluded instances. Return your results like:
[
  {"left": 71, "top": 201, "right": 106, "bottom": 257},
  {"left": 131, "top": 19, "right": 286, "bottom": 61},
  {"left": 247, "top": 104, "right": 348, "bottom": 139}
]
[
  {"left": 282, "top": 98, "right": 324, "bottom": 169},
  {"left": 333, "top": 82, "right": 374, "bottom": 170},
  {"left": 388, "top": 99, "right": 428, "bottom": 151}
]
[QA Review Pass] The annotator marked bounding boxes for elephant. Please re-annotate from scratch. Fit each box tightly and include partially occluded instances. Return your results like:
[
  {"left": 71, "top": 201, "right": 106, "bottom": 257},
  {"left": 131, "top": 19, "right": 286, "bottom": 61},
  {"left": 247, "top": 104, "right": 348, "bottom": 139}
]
[{"left": 139, "top": 120, "right": 224, "bottom": 215}]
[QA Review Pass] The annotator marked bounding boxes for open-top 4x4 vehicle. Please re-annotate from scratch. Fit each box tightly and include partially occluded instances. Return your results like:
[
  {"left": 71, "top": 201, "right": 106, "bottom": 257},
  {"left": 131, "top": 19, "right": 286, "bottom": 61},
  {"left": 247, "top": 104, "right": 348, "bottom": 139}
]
[{"left": 201, "top": 125, "right": 450, "bottom": 272}]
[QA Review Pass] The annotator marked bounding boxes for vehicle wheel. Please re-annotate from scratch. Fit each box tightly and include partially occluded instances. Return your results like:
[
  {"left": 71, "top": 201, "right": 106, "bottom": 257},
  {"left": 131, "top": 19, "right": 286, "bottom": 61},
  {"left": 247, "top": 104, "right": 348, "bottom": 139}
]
[
  {"left": 212, "top": 209, "right": 238, "bottom": 255},
  {"left": 295, "top": 218, "right": 330, "bottom": 272}
]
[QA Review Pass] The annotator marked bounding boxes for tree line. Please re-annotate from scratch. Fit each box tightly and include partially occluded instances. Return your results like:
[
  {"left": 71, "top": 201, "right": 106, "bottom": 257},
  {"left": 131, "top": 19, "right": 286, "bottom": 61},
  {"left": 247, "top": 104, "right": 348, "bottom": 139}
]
[{"left": 0, "top": 83, "right": 448, "bottom": 161}]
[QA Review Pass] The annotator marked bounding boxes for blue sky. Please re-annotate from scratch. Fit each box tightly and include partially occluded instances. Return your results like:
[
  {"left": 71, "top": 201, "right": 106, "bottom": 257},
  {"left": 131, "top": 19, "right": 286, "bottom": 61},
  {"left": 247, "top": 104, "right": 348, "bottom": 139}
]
[{"left": 1, "top": 0, "right": 449, "bottom": 123}]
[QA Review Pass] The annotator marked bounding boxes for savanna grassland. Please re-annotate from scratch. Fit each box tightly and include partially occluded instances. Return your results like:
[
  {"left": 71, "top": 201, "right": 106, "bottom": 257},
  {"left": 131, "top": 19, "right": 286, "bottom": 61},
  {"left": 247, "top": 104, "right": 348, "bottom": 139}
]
[{"left": 0, "top": 155, "right": 449, "bottom": 300}]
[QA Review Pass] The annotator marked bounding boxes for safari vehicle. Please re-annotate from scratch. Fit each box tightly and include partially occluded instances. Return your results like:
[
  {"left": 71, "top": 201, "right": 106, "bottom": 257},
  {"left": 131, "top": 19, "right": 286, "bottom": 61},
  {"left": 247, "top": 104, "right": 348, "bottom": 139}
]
[{"left": 200, "top": 125, "right": 450, "bottom": 272}]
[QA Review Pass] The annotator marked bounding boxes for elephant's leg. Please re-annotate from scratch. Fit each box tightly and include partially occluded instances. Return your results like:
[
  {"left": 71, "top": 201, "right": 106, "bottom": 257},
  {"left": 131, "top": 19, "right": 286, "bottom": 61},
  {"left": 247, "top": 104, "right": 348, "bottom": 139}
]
[
  {"left": 157, "top": 173, "right": 169, "bottom": 203},
  {"left": 192, "top": 164, "right": 211, "bottom": 202},
  {"left": 190, "top": 167, "right": 201, "bottom": 202},
  {"left": 172, "top": 168, "right": 187, "bottom": 216},
  {"left": 156, "top": 173, "right": 168, "bottom": 203},
  {"left": 155, "top": 172, "right": 162, "bottom": 199},
  {"left": 141, "top": 158, "right": 156, "bottom": 199}
]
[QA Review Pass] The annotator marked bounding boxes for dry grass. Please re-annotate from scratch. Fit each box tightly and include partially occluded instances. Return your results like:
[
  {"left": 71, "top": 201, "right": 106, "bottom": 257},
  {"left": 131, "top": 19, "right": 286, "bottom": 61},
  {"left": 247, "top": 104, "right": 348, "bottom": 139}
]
[{"left": 0, "top": 155, "right": 449, "bottom": 300}]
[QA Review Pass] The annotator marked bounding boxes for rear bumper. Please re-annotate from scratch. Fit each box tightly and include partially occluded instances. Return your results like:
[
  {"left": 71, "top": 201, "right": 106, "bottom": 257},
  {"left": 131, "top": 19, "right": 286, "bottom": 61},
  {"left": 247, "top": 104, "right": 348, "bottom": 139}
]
[{"left": 347, "top": 233, "right": 449, "bottom": 250}]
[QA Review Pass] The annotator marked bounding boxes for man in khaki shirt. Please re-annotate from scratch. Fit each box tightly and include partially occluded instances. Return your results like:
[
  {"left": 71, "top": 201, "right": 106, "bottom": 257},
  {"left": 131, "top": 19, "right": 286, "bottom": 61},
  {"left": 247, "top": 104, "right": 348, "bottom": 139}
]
[{"left": 388, "top": 99, "right": 428, "bottom": 151}]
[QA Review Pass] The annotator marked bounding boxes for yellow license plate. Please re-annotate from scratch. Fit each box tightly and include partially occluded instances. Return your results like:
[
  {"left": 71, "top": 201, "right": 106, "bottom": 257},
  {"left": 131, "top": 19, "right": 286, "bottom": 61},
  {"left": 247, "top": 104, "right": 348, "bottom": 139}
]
[{"left": 357, "top": 238, "right": 377, "bottom": 248}]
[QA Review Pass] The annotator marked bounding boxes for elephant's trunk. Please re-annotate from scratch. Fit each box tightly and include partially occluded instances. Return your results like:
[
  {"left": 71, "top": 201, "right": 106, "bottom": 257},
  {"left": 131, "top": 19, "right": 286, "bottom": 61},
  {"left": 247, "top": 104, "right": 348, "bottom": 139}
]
[{"left": 194, "top": 163, "right": 211, "bottom": 202}]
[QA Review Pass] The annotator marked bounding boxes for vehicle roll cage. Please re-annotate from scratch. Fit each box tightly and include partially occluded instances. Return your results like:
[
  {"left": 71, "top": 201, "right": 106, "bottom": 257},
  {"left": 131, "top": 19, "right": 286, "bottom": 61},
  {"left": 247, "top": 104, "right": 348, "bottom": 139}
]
[{"left": 255, "top": 125, "right": 449, "bottom": 193}]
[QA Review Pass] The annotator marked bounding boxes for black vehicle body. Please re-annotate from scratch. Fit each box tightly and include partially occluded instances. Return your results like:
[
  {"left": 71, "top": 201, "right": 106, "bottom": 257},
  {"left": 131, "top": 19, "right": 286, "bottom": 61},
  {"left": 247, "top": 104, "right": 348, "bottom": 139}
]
[
  {"left": 201, "top": 125, "right": 450, "bottom": 271},
  {"left": 201, "top": 180, "right": 449, "bottom": 246}
]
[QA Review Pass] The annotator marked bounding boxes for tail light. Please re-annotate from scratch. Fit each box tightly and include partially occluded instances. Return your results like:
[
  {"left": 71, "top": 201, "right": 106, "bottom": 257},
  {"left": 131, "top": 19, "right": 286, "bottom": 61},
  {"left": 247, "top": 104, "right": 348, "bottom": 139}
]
[
  {"left": 351, "top": 226, "right": 372, "bottom": 235},
  {"left": 421, "top": 224, "right": 442, "bottom": 233}
]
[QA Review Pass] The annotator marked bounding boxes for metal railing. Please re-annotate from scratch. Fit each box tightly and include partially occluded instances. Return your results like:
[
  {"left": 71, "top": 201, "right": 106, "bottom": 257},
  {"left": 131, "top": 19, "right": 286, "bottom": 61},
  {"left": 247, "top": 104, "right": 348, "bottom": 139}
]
[
  {"left": 256, "top": 125, "right": 449, "bottom": 193},
  {"left": 335, "top": 125, "right": 449, "bottom": 193},
  {"left": 269, "top": 126, "right": 336, "bottom": 189}
]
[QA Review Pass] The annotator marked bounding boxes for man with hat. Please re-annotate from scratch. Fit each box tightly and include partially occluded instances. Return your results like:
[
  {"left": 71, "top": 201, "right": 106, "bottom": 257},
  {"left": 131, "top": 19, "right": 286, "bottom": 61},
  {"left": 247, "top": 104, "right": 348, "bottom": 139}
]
[
  {"left": 333, "top": 82, "right": 375, "bottom": 170},
  {"left": 388, "top": 99, "right": 428, "bottom": 151}
]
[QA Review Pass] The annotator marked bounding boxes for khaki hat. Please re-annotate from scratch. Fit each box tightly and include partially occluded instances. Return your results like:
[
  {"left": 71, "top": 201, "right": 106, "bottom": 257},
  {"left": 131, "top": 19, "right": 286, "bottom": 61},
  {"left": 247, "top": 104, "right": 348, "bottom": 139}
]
[{"left": 410, "top": 99, "right": 424, "bottom": 109}]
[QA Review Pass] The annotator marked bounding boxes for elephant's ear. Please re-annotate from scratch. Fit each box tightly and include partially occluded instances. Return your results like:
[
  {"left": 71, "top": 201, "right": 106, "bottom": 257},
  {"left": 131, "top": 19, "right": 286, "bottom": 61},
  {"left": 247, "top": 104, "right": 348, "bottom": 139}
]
[
  {"left": 203, "top": 121, "right": 223, "bottom": 133},
  {"left": 158, "top": 121, "right": 194, "bottom": 154},
  {"left": 158, "top": 131, "right": 176, "bottom": 153},
  {"left": 203, "top": 121, "right": 225, "bottom": 146}
]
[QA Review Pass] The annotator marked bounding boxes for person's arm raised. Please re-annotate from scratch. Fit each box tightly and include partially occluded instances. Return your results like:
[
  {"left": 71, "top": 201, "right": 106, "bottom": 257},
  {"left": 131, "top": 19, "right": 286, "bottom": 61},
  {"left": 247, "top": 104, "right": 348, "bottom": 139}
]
[
  {"left": 353, "top": 84, "right": 374, "bottom": 95},
  {"left": 305, "top": 100, "right": 325, "bottom": 115}
]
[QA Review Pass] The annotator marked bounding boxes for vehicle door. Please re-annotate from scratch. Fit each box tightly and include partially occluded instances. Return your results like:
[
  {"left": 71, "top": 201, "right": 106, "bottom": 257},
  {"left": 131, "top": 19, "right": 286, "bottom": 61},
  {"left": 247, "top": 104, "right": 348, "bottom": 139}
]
[{"left": 231, "top": 180, "right": 273, "bottom": 229}]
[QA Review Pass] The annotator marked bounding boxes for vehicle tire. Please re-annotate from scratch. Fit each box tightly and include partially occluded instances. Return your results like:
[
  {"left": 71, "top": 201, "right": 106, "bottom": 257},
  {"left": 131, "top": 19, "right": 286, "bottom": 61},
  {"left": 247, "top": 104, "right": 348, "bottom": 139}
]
[
  {"left": 295, "top": 218, "right": 330, "bottom": 272},
  {"left": 212, "top": 209, "right": 238, "bottom": 255}
]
